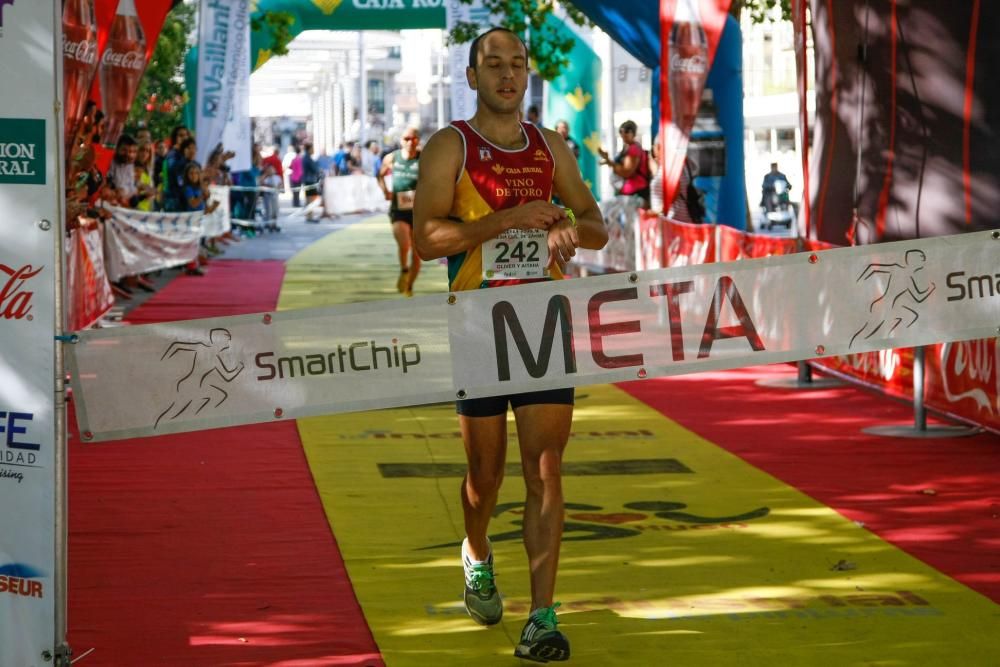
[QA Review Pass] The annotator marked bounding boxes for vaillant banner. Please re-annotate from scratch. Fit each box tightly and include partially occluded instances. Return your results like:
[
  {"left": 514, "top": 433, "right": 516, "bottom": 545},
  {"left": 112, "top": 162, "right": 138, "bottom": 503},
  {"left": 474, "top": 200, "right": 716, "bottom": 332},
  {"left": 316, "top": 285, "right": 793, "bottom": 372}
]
[
  {"left": 196, "top": 0, "right": 252, "bottom": 171},
  {"left": 0, "top": 1, "right": 62, "bottom": 665},
  {"left": 446, "top": 0, "right": 493, "bottom": 122}
]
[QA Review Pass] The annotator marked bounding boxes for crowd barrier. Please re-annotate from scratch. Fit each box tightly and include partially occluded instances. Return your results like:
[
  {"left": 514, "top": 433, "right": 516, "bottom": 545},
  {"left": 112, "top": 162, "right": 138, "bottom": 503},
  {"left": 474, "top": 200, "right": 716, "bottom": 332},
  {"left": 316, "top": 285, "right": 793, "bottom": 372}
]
[
  {"left": 65, "top": 219, "right": 115, "bottom": 332},
  {"left": 321, "top": 174, "right": 389, "bottom": 216},
  {"left": 65, "top": 186, "right": 233, "bottom": 328},
  {"left": 67, "top": 229, "right": 999, "bottom": 441},
  {"left": 572, "top": 202, "right": 1000, "bottom": 434}
]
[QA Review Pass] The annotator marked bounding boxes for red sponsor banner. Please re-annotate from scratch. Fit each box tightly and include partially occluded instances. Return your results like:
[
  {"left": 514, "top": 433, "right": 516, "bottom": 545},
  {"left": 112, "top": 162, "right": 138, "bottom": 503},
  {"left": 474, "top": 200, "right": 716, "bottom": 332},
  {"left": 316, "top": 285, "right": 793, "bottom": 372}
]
[
  {"left": 88, "top": 0, "right": 174, "bottom": 144},
  {"left": 638, "top": 210, "right": 666, "bottom": 270},
  {"left": 663, "top": 217, "right": 715, "bottom": 266},
  {"left": 927, "top": 339, "right": 1000, "bottom": 432},
  {"left": 659, "top": 0, "right": 730, "bottom": 213},
  {"left": 791, "top": 0, "right": 811, "bottom": 239},
  {"left": 719, "top": 227, "right": 800, "bottom": 263},
  {"left": 64, "top": 0, "right": 100, "bottom": 151},
  {"left": 65, "top": 220, "right": 114, "bottom": 332}
]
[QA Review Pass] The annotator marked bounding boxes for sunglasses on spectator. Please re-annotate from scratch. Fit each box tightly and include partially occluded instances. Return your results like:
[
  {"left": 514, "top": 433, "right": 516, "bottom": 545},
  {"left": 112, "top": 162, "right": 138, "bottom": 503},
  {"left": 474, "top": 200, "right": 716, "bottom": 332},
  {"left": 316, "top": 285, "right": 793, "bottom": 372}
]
[{"left": 403, "top": 136, "right": 419, "bottom": 141}]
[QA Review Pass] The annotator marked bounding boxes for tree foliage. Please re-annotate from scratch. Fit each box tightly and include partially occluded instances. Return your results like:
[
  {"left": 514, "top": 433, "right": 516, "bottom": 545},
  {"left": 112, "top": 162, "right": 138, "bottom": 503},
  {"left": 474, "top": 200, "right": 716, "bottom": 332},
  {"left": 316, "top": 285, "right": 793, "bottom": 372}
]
[
  {"left": 125, "top": 2, "right": 195, "bottom": 140},
  {"left": 733, "top": 0, "right": 792, "bottom": 23},
  {"left": 447, "top": 0, "right": 592, "bottom": 81},
  {"left": 251, "top": 10, "right": 295, "bottom": 57},
  {"left": 125, "top": 7, "right": 294, "bottom": 140}
]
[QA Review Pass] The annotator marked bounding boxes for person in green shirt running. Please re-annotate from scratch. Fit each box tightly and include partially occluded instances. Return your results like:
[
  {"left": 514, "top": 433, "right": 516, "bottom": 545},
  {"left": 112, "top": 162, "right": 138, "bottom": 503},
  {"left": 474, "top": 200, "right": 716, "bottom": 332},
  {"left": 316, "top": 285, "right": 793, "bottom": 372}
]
[{"left": 377, "top": 128, "right": 422, "bottom": 297}]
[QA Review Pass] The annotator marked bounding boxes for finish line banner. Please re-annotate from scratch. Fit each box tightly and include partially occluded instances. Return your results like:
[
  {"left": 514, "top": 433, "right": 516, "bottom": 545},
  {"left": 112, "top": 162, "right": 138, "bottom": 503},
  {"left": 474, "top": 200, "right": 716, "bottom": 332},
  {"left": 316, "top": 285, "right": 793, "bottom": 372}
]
[{"left": 68, "top": 231, "right": 1000, "bottom": 442}]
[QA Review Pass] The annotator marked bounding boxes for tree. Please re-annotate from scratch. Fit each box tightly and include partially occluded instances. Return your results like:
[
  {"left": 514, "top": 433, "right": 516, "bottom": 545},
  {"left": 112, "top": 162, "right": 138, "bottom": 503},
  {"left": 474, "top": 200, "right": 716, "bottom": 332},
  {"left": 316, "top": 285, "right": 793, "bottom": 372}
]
[
  {"left": 125, "top": 2, "right": 195, "bottom": 140},
  {"left": 126, "top": 6, "right": 294, "bottom": 140},
  {"left": 447, "top": 1, "right": 789, "bottom": 82},
  {"left": 251, "top": 11, "right": 295, "bottom": 57},
  {"left": 732, "top": 0, "right": 792, "bottom": 23},
  {"left": 447, "top": 0, "right": 591, "bottom": 81}
]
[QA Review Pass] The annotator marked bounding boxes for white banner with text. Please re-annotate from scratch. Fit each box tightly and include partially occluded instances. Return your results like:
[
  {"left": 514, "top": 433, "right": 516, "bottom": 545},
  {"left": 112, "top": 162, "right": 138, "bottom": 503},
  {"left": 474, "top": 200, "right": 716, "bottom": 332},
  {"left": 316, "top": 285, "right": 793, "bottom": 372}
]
[
  {"left": 0, "top": 1, "right": 61, "bottom": 663},
  {"left": 68, "top": 231, "right": 1000, "bottom": 441},
  {"left": 195, "top": 0, "right": 251, "bottom": 170}
]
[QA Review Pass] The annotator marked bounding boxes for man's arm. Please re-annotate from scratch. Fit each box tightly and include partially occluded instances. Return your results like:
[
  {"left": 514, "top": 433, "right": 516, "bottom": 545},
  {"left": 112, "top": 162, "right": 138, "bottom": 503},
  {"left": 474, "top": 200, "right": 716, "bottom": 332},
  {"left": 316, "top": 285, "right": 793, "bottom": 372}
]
[
  {"left": 413, "top": 128, "right": 567, "bottom": 261},
  {"left": 545, "top": 127, "right": 608, "bottom": 255},
  {"left": 376, "top": 152, "right": 394, "bottom": 199}
]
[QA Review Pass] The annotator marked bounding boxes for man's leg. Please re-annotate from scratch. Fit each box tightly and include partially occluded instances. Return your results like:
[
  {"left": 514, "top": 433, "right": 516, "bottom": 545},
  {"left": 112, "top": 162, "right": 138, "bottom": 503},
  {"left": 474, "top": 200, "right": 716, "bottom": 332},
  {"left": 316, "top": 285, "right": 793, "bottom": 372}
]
[
  {"left": 391, "top": 220, "right": 411, "bottom": 293},
  {"left": 458, "top": 413, "right": 507, "bottom": 560},
  {"left": 512, "top": 403, "right": 572, "bottom": 610}
]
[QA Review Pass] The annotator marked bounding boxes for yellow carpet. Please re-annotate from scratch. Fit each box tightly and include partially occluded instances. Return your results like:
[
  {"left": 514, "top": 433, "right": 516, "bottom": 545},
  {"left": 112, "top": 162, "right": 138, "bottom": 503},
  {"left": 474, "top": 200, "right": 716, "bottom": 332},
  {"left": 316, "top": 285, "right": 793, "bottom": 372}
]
[{"left": 281, "top": 217, "right": 1000, "bottom": 666}]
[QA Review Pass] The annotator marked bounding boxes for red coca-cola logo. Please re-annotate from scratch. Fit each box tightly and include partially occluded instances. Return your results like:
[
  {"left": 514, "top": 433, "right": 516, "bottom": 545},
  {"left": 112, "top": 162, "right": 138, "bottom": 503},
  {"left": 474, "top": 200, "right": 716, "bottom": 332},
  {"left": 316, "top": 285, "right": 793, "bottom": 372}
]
[
  {"left": 0, "top": 263, "right": 43, "bottom": 321},
  {"left": 938, "top": 340, "right": 999, "bottom": 415},
  {"left": 63, "top": 36, "right": 98, "bottom": 65},
  {"left": 101, "top": 49, "right": 144, "bottom": 70},
  {"left": 670, "top": 54, "right": 708, "bottom": 74}
]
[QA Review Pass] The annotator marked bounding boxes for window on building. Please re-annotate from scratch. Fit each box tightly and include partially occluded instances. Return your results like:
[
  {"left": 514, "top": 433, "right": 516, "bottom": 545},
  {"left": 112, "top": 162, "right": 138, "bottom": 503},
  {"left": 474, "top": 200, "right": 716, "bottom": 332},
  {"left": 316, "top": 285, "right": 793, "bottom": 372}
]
[{"left": 368, "top": 79, "right": 385, "bottom": 115}]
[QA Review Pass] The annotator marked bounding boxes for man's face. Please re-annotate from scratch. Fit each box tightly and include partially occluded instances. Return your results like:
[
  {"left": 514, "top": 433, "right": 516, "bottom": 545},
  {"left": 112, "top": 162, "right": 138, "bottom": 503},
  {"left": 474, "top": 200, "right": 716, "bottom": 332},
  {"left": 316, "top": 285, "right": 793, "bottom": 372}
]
[
  {"left": 556, "top": 122, "right": 569, "bottom": 138},
  {"left": 184, "top": 142, "right": 197, "bottom": 159},
  {"left": 467, "top": 32, "right": 528, "bottom": 115}
]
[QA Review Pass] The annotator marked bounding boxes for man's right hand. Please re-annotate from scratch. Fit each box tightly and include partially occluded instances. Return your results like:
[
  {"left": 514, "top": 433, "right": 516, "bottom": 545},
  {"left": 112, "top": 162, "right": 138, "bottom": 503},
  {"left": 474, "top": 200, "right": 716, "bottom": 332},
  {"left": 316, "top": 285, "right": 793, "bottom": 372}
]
[{"left": 504, "top": 200, "right": 567, "bottom": 231}]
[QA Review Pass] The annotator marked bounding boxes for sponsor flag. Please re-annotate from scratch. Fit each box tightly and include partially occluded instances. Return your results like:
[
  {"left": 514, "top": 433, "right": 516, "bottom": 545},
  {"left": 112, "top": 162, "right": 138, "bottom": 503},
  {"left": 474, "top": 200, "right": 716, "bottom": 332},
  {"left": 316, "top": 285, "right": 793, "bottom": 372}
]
[
  {"left": 0, "top": 0, "right": 62, "bottom": 662},
  {"left": 445, "top": 0, "right": 495, "bottom": 122},
  {"left": 195, "top": 0, "right": 251, "bottom": 170},
  {"left": 658, "top": 0, "right": 729, "bottom": 212}
]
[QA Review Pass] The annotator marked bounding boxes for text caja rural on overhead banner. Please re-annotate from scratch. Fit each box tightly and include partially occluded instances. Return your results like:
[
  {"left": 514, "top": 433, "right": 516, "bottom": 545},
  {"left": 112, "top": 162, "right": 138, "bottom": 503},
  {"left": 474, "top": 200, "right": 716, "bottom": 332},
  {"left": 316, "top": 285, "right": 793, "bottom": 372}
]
[{"left": 68, "top": 231, "right": 1000, "bottom": 442}]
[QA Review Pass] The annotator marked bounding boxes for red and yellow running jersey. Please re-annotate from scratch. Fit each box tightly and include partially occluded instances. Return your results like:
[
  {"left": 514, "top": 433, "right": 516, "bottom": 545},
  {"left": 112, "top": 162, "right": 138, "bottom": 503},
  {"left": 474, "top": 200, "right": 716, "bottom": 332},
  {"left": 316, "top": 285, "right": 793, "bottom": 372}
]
[{"left": 447, "top": 120, "right": 562, "bottom": 292}]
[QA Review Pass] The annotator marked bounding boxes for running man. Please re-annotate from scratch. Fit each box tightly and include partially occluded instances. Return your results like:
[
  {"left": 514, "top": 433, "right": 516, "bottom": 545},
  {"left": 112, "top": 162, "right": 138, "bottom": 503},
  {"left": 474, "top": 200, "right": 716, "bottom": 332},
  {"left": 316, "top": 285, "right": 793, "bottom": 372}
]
[
  {"left": 413, "top": 27, "right": 607, "bottom": 663},
  {"left": 377, "top": 128, "right": 422, "bottom": 296}
]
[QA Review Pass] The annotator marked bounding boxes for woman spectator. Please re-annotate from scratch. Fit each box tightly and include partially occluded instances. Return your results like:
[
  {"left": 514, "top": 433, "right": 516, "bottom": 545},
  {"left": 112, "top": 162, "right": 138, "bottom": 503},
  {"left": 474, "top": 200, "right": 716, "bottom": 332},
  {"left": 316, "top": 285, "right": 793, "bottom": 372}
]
[{"left": 598, "top": 120, "right": 651, "bottom": 208}]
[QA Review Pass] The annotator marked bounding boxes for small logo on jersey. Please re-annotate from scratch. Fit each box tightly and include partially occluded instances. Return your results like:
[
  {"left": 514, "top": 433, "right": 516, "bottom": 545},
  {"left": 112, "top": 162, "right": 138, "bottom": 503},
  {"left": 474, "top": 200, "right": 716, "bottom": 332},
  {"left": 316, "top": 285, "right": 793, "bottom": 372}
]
[
  {"left": 491, "top": 164, "right": 505, "bottom": 176},
  {"left": 533, "top": 149, "right": 549, "bottom": 162},
  {"left": 479, "top": 146, "right": 493, "bottom": 161}
]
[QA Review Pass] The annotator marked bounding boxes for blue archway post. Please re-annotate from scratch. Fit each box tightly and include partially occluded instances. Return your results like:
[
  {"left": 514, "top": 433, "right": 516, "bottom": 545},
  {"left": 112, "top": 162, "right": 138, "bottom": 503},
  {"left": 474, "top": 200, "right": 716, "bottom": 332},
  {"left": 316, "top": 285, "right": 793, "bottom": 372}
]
[{"left": 703, "top": 15, "right": 746, "bottom": 228}]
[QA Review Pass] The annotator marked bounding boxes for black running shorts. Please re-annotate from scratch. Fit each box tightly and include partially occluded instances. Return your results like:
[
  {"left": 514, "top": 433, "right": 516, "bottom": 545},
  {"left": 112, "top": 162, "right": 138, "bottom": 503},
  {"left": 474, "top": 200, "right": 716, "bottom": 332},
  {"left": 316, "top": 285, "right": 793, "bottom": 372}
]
[
  {"left": 455, "top": 388, "right": 575, "bottom": 417},
  {"left": 390, "top": 209, "right": 414, "bottom": 225}
]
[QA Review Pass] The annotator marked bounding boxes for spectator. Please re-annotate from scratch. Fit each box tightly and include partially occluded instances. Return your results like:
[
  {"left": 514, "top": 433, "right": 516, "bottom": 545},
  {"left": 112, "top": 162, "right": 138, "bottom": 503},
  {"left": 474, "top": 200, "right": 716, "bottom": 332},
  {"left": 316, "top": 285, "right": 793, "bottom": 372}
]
[
  {"left": 597, "top": 120, "right": 651, "bottom": 208},
  {"left": 133, "top": 142, "right": 156, "bottom": 212},
  {"left": 261, "top": 145, "right": 283, "bottom": 185},
  {"left": 300, "top": 142, "right": 322, "bottom": 222},
  {"left": 526, "top": 104, "right": 541, "bottom": 125},
  {"left": 106, "top": 133, "right": 138, "bottom": 207},
  {"left": 333, "top": 142, "right": 349, "bottom": 175},
  {"left": 289, "top": 146, "right": 304, "bottom": 207},
  {"left": 554, "top": 119, "right": 581, "bottom": 162},
  {"left": 363, "top": 140, "right": 382, "bottom": 176}
]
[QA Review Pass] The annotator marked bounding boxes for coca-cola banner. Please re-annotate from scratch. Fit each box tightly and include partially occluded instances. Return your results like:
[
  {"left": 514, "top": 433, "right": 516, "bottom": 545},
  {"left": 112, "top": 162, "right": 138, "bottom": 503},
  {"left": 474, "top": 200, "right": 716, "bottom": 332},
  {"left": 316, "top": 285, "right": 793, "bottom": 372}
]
[
  {"left": 658, "top": 0, "right": 730, "bottom": 211},
  {"left": 815, "top": 342, "right": 1000, "bottom": 434},
  {"left": 0, "top": 1, "right": 62, "bottom": 663},
  {"left": 63, "top": 0, "right": 99, "bottom": 151},
  {"left": 195, "top": 0, "right": 252, "bottom": 171},
  {"left": 794, "top": 0, "right": 1000, "bottom": 243},
  {"left": 88, "top": 0, "right": 174, "bottom": 145}
]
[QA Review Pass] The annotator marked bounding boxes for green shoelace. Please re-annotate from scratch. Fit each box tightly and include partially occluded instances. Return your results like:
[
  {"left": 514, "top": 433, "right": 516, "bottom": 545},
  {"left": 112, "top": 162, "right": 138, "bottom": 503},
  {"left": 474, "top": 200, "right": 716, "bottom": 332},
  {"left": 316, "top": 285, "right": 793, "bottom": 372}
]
[
  {"left": 531, "top": 602, "right": 562, "bottom": 630},
  {"left": 467, "top": 563, "right": 495, "bottom": 592}
]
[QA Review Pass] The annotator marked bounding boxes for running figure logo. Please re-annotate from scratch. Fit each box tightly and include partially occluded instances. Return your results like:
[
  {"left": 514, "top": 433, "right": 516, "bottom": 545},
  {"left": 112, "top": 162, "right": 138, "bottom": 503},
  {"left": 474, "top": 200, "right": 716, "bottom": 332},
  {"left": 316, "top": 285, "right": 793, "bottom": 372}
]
[
  {"left": 849, "top": 249, "right": 936, "bottom": 349},
  {"left": 154, "top": 328, "right": 245, "bottom": 430}
]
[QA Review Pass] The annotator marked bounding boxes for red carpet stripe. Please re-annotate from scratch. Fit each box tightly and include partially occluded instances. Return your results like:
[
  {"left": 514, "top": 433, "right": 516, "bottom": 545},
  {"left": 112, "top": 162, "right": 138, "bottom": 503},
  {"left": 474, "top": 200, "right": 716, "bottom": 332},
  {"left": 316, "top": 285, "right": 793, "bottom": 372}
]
[
  {"left": 620, "top": 365, "right": 1000, "bottom": 603},
  {"left": 68, "top": 260, "right": 382, "bottom": 666}
]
